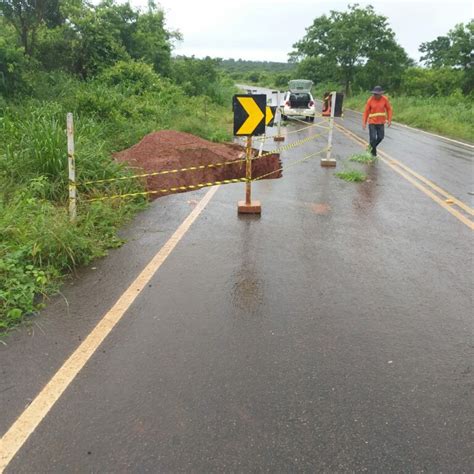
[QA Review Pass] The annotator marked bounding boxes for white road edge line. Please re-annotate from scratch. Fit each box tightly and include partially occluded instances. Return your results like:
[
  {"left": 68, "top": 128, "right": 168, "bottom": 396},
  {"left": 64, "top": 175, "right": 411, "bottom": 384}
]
[{"left": 0, "top": 186, "right": 220, "bottom": 473}]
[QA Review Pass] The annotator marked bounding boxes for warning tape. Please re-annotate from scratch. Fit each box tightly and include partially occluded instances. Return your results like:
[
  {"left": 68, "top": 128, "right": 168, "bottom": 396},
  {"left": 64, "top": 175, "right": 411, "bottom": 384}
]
[
  {"left": 84, "top": 143, "right": 329, "bottom": 203},
  {"left": 257, "top": 131, "right": 325, "bottom": 159},
  {"left": 81, "top": 130, "right": 327, "bottom": 186},
  {"left": 78, "top": 130, "right": 328, "bottom": 203},
  {"left": 285, "top": 120, "right": 330, "bottom": 136},
  {"left": 80, "top": 159, "right": 247, "bottom": 186},
  {"left": 83, "top": 178, "right": 249, "bottom": 202},
  {"left": 249, "top": 118, "right": 330, "bottom": 142},
  {"left": 253, "top": 147, "right": 329, "bottom": 181}
]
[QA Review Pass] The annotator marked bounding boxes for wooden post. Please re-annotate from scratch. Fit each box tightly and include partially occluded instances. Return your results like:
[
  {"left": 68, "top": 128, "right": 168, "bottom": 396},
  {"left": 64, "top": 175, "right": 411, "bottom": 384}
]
[
  {"left": 245, "top": 136, "right": 252, "bottom": 205},
  {"left": 321, "top": 91, "right": 337, "bottom": 167},
  {"left": 67, "top": 113, "right": 77, "bottom": 222},
  {"left": 238, "top": 136, "right": 261, "bottom": 214}
]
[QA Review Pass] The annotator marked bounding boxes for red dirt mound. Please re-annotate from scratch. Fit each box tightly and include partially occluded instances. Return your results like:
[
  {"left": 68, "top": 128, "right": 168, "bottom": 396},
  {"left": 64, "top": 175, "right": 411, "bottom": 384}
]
[{"left": 113, "top": 130, "right": 282, "bottom": 199}]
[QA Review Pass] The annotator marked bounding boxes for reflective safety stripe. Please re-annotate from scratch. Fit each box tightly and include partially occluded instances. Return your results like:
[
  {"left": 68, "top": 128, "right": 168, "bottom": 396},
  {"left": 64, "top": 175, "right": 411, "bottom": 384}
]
[{"left": 368, "top": 112, "right": 387, "bottom": 118}]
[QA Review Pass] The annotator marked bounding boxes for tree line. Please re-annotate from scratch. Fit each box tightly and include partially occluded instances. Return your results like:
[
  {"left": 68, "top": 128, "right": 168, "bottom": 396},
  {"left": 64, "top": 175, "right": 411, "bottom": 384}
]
[
  {"left": 217, "top": 5, "right": 472, "bottom": 98},
  {"left": 290, "top": 4, "right": 473, "bottom": 97},
  {"left": 0, "top": 2, "right": 472, "bottom": 100},
  {"left": 0, "top": 0, "right": 236, "bottom": 103}
]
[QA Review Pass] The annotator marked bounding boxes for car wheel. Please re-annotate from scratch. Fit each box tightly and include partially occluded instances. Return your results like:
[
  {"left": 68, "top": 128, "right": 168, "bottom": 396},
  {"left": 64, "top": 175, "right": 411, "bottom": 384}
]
[
  {"left": 281, "top": 114, "right": 288, "bottom": 121},
  {"left": 309, "top": 116, "right": 315, "bottom": 122}
]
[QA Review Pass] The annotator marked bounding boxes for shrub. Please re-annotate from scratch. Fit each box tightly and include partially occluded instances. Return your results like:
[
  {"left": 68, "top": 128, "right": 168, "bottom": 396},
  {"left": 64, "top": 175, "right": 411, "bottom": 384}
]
[
  {"left": 99, "top": 60, "right": 164, "bottom": 95},
  {"left": 401, "top": 67, "right": 465, "bottom": 97}
]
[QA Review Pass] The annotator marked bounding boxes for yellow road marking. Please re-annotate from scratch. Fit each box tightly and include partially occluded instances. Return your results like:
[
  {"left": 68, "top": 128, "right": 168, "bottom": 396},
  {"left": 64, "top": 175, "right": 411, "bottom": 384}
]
[
  {"left": 334, "top": 123, "right": 474, "bottom": 230},
  {"left": 381, "top": 158, "right": 474, "bottom": 230},
  {"left": 0, "top": 186, "right": 220, "bottom": 473},
  {"left": 381, "top": 154, "right": 473, "bottom": 216}
]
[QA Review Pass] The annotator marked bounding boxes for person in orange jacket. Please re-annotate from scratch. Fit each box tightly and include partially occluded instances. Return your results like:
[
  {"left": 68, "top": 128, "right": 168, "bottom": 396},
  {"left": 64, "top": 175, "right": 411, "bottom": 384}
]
[{"left": 362, "top": 86, "right": 393, "bottom": 156}]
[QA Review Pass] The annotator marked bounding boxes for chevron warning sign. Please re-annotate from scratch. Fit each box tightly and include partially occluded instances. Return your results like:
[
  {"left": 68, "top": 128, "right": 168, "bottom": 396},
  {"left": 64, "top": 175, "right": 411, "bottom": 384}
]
[
  {"left": 233, "top": 94, "right": 266, "bottom": 136},
  {"left": 266, "top": 106, "right": 277, "bottom": 127}
]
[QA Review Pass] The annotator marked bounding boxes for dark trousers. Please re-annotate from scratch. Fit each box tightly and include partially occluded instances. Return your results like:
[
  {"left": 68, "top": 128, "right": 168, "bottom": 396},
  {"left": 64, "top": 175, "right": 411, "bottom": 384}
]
[{"left": 368, "top": 124, "right": 385, "bottom": 155}]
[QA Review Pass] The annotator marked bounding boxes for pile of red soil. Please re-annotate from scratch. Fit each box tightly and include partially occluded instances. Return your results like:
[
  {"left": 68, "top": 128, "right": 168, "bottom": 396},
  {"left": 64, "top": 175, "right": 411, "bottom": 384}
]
[{"left": 113, "top": 130, "right": 282, "bottom": 199}]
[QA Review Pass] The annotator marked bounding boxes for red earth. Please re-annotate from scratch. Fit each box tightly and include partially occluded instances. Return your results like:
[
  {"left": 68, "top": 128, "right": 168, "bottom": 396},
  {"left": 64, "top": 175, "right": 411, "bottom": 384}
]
[{"left": 113, "top": 130, "right": 282, "bottom": 199}]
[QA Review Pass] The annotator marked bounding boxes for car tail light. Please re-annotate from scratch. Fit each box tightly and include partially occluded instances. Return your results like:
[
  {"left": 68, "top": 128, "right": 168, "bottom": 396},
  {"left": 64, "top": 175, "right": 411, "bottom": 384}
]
[
  {"left": 285, "top": 100, "right": 291, "bottom": 107},
  {"left": 309, "top": 100, "right": 314, "bottom": 107}
]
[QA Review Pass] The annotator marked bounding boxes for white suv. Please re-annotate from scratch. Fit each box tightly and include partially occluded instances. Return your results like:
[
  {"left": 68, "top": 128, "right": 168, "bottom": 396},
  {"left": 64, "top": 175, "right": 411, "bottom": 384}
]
[{"left": 281, "top": 79, "right": 316, "bottom": 122}]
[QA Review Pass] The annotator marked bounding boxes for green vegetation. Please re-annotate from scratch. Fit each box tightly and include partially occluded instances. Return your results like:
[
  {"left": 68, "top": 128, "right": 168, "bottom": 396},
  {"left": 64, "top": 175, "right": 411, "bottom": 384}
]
[
  {"left": 349, "top": 151, "right": 377, "bottom": 164},
  {"left": 290, "top": 6, "right": 472, "bottom": 96},
  {"left": 258, "top": 5, "right": 474, "bottom": 141},
  {"left": 290, "top": 5, "right": 412, "bottom": 95},
  {"left": 218, "top": 59, "right": 296, "bottom": 88},
  {"left": 219, "top": 8, "right": 473, "bottom": 143},
  {"left": 0, "top": 1, "right": 235, "bottom": 330},
  {"left": 335, "top": 169, "right": 367, "bottom": 183}
]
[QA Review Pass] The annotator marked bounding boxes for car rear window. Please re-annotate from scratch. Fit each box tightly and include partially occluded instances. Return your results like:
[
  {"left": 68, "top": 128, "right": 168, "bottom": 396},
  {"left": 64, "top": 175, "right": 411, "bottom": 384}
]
[
  {"left": 289, "top": 93, "right": 311, "bottom": 107},
  {"left": 291, "top": 93, "right": 310, "bottom": 101}
]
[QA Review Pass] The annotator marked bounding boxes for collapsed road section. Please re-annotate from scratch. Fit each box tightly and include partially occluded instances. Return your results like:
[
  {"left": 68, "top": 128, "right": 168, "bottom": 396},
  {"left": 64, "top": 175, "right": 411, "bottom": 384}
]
[{"left": 102, "top": 130, "right": 282, "bottom": 200}]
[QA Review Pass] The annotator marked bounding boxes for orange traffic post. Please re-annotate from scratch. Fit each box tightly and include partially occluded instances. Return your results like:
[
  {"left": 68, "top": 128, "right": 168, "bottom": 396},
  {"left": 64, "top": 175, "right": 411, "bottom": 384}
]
[
  {"left": 238, "top": 136, "right": 261, "bottom": 214},
  {"left": 321, "top": 91, "right": 337, "bottom": 167}
]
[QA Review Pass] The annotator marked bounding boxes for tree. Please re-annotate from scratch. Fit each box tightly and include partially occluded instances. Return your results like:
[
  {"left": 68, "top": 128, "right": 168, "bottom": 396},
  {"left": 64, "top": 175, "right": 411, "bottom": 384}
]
[
  {"left": 419, "top": 21, "right": 473, "bottom": 94},
  {"left": 0, "top": 17, "right": 29, "bottom": 95},
  {"left": 69, "top": 2, "right": 130, "bottom": 78},
  {"left": 28, "top": 0, "right": 177, "bottom": 78},
  {"left": 274, "top": 73, "right": 291, "bottom": 88},
  {"left": 401, "top": 67, "right": 465, "bottom": 97},
  {"left": 290, "top": 4, "right": 411, "bottom": 95},
  {"left": 171, "top": 56, "right": 219, "bottom": 97},
  {"left": 419, "top": 21, "right": 473, "bottom": 70},
  {"left": 0, "top": 0, "right": 55, "bottom": 54},
  {"left": 127, "top": 1, "right": 180, "bottom": 76},
  {"left": 295, "top": 56, "right": 338, "bottom": 86}
]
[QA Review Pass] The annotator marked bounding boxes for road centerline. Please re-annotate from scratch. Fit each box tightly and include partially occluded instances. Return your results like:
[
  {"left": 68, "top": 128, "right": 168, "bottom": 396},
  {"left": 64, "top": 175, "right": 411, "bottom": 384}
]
[{"left": 334, "top": 122, "right": 474, "bottom": 230}]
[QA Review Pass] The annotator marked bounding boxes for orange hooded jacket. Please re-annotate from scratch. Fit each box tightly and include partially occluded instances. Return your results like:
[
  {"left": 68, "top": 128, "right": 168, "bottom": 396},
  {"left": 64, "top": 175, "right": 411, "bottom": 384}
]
[{"left": 363, "top": 95, "right": 393, "bottom": 125}]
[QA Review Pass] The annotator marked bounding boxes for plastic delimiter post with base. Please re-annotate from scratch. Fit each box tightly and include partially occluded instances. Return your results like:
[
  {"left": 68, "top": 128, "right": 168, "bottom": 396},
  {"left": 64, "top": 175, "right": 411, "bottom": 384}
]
[{"left": 320, "top": 91, "right": 337, "bottom": 167}]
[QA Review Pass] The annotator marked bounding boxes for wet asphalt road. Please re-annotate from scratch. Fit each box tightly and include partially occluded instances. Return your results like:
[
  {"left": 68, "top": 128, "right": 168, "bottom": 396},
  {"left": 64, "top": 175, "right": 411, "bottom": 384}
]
[{"left": 1, "top": 86, "right": 473, "bottom": 472}]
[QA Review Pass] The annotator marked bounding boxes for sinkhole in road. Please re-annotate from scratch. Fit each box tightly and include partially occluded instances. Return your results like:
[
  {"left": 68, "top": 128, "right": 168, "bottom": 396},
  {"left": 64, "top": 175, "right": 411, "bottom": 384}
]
[{"left": 113, "top": 130, "right": 282, "bottom": 199}]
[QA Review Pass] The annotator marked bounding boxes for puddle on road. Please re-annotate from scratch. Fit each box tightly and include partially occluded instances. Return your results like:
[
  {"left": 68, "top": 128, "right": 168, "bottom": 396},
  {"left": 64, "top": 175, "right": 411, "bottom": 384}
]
[{"left": 310, "top": 203, "right": 331, "bottom": 215}]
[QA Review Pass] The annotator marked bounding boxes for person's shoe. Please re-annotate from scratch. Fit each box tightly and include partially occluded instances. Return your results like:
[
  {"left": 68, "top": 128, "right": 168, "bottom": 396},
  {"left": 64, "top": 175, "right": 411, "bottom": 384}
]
[{"left": 371, "top": 147, "right": 377, "bottom": 157}]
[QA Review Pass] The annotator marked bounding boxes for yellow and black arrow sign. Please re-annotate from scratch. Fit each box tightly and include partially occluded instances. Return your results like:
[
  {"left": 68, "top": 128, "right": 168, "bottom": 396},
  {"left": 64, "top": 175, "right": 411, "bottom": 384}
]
[
  {"left": 233, "top": 94, "right": 266, "bottom": 136},
  {"left": 266, "top": 106, "right": 277, "bottom": 127}
]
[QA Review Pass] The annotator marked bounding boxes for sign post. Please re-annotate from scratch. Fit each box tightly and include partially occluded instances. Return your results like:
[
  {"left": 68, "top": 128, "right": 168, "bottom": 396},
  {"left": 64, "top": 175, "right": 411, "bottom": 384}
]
[
  {"left": 233, "top": 94, "right": 266, "bottom": 214},
  {"left": 321, "top": 91, "right": 337, "bottom": 167},
  {"left": 245, "top": 136, "right": 253, "bottom": 202}
]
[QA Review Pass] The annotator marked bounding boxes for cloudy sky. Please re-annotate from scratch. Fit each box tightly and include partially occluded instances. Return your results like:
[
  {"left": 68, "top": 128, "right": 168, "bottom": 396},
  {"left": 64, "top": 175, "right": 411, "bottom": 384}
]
[{"left": 129, "top": 0, "right": 472, "bottom": 63}]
